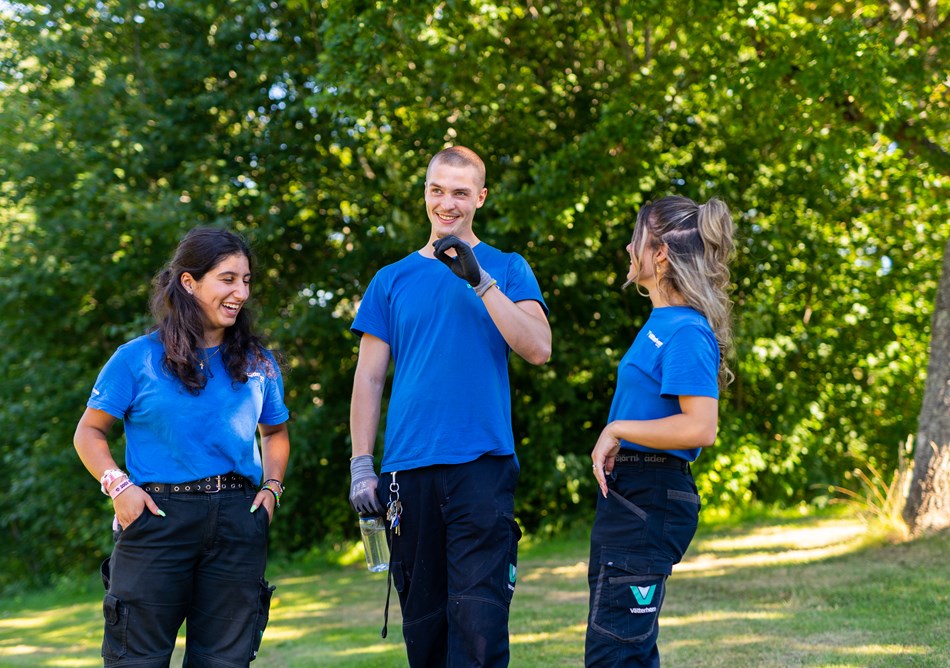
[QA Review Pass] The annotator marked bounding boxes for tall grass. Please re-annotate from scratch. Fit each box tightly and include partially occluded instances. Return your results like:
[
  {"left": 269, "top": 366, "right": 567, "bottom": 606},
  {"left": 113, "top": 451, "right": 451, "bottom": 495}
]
[{"left": 826, "top": 435, "right": 914, "bottom": 540}]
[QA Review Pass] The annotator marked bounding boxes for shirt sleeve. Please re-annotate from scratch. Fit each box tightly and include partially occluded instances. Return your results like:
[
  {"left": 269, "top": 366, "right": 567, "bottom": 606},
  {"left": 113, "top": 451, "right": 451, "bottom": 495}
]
[
  {"left": 87, "top": 347, "right": 137, "bottom": 420},
  {"left": 351, "top": 271, "right": 392, "bottom": 342},
  {"left": 259, "top": 354, "right": 290, "bottom": 425},
  {"left": 659, "top": 325, "right": 719, "bottom": 399},
  {"left": 504, "top": 252, "right": 549, "bottom": 316}
]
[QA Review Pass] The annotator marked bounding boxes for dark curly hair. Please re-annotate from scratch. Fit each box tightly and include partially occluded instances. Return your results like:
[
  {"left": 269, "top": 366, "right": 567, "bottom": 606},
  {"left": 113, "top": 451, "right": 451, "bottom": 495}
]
[{"left": 148, "top": 226, "right": 272, "bottom": 394}]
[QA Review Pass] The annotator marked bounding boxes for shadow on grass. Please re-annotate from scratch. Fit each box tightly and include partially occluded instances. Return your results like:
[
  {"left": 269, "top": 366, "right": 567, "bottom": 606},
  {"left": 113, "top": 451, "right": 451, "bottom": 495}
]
[{"left": 2, "top": 515, "right": 948, "bottom": 667}]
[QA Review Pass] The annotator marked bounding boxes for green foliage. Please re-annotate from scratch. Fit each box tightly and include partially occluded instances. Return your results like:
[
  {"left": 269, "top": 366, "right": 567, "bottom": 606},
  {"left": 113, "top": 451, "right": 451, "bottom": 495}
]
[{"left": 0, "top": 0, "right": 947, "bottom": 587}]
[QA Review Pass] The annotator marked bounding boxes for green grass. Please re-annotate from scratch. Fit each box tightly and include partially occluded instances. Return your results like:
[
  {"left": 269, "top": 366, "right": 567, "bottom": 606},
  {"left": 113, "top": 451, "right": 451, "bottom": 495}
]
[{"left": 2, "top": 514, "right": 948, "bottom": 667}]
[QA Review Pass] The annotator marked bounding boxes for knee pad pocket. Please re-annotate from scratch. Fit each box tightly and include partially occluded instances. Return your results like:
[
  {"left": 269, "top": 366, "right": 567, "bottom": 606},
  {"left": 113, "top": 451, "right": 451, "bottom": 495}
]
[{"left": 589, "top": 550, "right": 667, "bottom": 644}]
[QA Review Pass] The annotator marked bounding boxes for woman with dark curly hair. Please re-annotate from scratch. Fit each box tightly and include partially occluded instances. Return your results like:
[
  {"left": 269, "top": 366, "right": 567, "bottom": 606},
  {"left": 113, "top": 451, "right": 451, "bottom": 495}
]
[{"left": 74, "top": 226, "right": 290, "bottom": 667}]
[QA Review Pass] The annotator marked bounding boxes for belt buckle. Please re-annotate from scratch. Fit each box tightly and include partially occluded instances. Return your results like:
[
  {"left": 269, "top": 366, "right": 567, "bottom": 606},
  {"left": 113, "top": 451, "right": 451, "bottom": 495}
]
[{"left": 209, "top": 475, "right": 222, "bottom": 494}]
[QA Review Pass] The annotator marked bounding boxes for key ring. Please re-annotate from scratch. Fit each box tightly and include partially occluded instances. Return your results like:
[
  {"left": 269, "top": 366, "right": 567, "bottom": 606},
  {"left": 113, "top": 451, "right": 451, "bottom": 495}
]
[{"left": 389, "top": 473, "right": 400, "bottom": 504}]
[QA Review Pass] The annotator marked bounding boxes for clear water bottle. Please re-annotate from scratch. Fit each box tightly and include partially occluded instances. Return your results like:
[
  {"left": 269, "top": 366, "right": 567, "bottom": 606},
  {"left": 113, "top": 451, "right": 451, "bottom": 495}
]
[{"left": 359, "top": 515, "right": 390, "bottom": 572}]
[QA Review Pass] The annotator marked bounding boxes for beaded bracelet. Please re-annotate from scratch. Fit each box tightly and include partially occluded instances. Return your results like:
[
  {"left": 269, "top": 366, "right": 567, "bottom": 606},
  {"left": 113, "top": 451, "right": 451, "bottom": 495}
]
[
  {"left": 262, "top": 478, "right": 285, "bottom": 495},
  {"left": 261, "top": 481, "right": 283, "bottom": 508}
]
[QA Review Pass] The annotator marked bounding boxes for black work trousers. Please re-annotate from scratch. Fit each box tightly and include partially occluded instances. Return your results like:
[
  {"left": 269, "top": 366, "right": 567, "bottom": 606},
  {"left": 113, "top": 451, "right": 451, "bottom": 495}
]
[
  {"left": 100, "top": 484, "right": 273, "bottom": 667},
  {"left": 379, "top": 454, "right": 522, "bottom": 668}
]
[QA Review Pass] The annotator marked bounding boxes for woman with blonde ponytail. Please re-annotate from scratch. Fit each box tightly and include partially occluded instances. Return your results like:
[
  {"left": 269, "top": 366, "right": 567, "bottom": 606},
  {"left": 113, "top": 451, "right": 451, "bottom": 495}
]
[{"left": 586, "top": 196, "right": 735, "bottom": 667}]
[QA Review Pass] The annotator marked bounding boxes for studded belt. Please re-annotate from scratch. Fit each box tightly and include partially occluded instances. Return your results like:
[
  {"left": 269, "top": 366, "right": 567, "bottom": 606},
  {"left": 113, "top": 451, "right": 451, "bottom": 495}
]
[{"left": 140, "top": 473, "right": 250, "bottom": 494}]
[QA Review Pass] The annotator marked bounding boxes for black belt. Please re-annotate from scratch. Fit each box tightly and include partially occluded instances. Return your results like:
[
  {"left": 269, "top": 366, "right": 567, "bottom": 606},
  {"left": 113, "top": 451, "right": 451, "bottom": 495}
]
[
  {"left": 613, "top": 452, "right": 691, "bottom": 472},
  {"left": 141, "top": 473, "right": 250, "bottom": 494}
]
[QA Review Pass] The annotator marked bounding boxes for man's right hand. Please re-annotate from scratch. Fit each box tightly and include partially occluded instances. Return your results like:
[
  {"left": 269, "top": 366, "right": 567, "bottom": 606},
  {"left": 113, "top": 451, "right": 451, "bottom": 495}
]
[{"left": 349, "top": 454, "right": 384, "bottom": 515}]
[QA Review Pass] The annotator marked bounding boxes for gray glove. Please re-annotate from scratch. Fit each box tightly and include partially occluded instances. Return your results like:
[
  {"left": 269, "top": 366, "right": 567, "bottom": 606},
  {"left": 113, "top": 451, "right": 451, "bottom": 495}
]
[{"left": 349, "top": 455, "right": 384, "bottom": 515}]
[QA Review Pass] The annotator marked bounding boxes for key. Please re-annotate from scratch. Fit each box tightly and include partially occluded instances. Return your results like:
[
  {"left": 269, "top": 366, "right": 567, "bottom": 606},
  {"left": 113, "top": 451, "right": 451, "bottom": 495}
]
[{"left": 387, "top": 499, "right": 403, "bottom": 535}]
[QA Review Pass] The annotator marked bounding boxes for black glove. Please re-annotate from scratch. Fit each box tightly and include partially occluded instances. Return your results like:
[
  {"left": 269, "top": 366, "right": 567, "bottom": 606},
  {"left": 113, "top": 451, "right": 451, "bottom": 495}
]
[
  {"left": 349, "top": 455, "right": 384, "bottom": 515},
  {"left": 432, "top": 235, "right": 495, "bottom": 295}
]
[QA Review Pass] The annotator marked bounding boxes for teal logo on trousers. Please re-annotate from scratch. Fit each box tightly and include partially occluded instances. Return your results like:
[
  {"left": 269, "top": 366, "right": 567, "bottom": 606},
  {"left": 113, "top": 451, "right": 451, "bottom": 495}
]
[
  {"left": 509, "top": 564, "right": 517, "bottom": 584},
  {"left": 631, "top": 584, "right": 656, "bottom": 605}
]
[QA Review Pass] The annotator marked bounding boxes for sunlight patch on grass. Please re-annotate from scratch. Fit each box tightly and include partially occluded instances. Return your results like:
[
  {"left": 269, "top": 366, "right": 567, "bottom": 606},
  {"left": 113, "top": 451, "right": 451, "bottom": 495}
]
[
  {"left": 700, "top": 520, "right": 866, "bottom": 551},
  {"left": 0, "top": 646, "right": 99, "bottom": 668},
  {"left": 847, "top": 643, "right": 929, "bottom": 657},
  {"left": 258, "top": 624, "right": 311, "bottom": 642},
  {"left": 2, "top": 617, "right": 48, "bottom": 630},
  {"left": 676, "top": 519, "right": 866, "bottom": 574},
  {"left": 521, "top": 560, "right": 587, "bottom": 581},
  {"left": 269, "top": 600, "right": 336, "bottom": 616},
  {"left": 511, "top": 622, "right": 586, "bottom": 645},
  {"left": 0, "top": 602, "right": 95, "bottom": 629},
  {"left": 714, "top": 633, "right": 775, "bottom": 647},
  {"left": 531, "top": 589, "right": 588, "bottom": 604},
  {"left": 663, "top": 610, "right": 788, "bottom": 627},
  {"left": 334, "top": 642, "right": 402, "bottom": 656},
  {"left": 0, "top": 645, "right": 39, "bottom": 656}
]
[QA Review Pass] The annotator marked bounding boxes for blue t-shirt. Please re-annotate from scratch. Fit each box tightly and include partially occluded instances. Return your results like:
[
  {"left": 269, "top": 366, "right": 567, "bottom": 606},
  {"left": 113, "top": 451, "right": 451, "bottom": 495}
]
[
  {"left": 352, "top": 243, "right": 548, "bottom": 472},
  {"left": 87, "top": 332, "right": 289, "bottom": 484},
  {"left": 607, "top": 306, "right": 719, "bottom": 462}
]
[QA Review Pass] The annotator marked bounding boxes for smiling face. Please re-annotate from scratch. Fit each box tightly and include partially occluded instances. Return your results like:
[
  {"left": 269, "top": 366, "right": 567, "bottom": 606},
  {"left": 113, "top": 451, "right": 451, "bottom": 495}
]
[
  {"left": 424, "top": 160, "right": 487, "bottom": 244},
  {"left": 181, "top": 252, "right": 251, "bottom": 345}
]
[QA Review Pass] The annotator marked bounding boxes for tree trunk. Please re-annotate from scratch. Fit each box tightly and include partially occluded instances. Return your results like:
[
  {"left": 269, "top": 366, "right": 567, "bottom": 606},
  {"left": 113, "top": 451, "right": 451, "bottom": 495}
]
[{"left": 903, "top": 234, "right": 950, "bottom": 535}]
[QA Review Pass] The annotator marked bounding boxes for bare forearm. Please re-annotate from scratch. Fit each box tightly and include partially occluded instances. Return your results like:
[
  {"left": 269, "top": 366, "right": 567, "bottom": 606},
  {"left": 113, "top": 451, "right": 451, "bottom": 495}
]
[
  {"left": 605, "top": 414, "right": 718, "bottom": 450},
  {"left": 481, "top": 290, "right": 551, "bottom": 365},
  {"left": 350, "top": 377, "right": 383, "bottom": 457},
  {"left": 74, "top": 418, "right": 120, "bottom": 481},
  {"left": 260, "top": 426, "right": 290, "bottom": 483}
]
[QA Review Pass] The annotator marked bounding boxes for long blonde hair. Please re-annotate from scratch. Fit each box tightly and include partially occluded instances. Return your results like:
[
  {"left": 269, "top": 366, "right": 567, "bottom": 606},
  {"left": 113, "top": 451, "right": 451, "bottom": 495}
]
[{"left": 627, "top": 195, "right": 736, "bottom": 388}]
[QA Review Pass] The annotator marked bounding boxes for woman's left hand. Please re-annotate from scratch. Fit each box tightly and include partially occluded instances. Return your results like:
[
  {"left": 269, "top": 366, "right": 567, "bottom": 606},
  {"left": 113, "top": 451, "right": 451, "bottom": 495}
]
[
  {"left": 251, "top": 490, "right": 275, "bottom": 524},
  {"left": 591, "top": 423, "right": 621, "bottom": 498}
]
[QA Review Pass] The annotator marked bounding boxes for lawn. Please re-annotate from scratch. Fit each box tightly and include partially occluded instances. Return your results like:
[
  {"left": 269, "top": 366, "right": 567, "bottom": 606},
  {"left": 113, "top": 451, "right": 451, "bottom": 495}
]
[{"left": 1, "top": 514, "right": 948, "bottom": 667}]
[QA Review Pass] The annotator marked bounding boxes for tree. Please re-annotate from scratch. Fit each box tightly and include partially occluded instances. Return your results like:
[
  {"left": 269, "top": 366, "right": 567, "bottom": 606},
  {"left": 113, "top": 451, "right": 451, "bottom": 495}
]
[
  {"left": 0, "top": 0, "right": 947, "bottom": 586},
  {"left": 904, "top": 235, "right": 950, "bottom": 534}
]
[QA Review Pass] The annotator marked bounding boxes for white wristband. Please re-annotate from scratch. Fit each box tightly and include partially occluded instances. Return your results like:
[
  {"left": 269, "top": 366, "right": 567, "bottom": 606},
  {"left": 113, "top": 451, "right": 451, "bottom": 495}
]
[{"left": 100, "top": 468, "right": 128, "bottom": 495}]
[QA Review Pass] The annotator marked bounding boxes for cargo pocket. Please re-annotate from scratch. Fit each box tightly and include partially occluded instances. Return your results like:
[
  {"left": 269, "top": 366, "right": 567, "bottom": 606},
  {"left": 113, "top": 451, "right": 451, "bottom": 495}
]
[
  {"left": 502, "top": 515, "right": 522, "bottom": 605},
  {"left": 101, "top": 593, "right": 129, "bottom": 660},
  {"left": 662, "top": 488, "right": 701, "bottom": 563},
  {"left": 589, "top": 549, "right": 667, "bottom": 644},
  {"left": 249, "top": 578, "right": 277, "bottom": 661}
]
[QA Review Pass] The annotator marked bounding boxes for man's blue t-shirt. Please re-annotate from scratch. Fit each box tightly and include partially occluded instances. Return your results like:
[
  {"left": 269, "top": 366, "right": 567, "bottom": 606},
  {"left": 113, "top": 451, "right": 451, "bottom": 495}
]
[
  {"left": 352, "top": 243, "right": 548, "bottom": 473},
  {"left": 608, "top": 306, "right": 719, "bottom": 462},
  {"left": 87, "top": 332, "right": 289, "bottom": 484}
]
